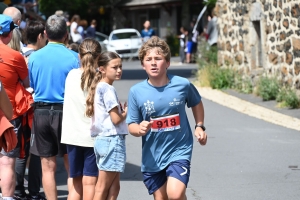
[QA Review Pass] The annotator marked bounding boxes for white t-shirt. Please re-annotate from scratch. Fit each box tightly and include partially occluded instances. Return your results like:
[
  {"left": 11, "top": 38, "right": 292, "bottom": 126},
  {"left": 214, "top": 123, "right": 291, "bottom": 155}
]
[
  {"left": 70, "top": 21, "right": 82, "bottom": 43},
  {"left": 61, "top": 68, "right": 94, "bottom": 147},
  {"left": 90, "top": 82, "right": 128, "bottom": 137}
]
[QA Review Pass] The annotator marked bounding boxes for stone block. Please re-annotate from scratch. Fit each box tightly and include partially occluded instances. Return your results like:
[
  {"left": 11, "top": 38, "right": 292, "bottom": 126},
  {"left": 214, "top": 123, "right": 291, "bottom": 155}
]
[
  {"left": 223, "top": 25, "right": 228, "bottom": 37},
  {"left": 269, "top": 52, "right": 278, "bottom": 64},
  {"left": 235, "top": 54, "right": 243, "bottom": 65},
  {"left": 276, "top": 11, "right": 282, "bottom": 22},
  {"left": 292, "top": 4, "right": 300, "bottom": 18},
  {"left": 273, "top": 0, "right": 277, "bottom": 8},
  {"left": 287, "top": 30, "right": 294, "bottom": 37},
  {"left": 269, "top": 12, "right": 274, "bottom": 21},
  {"left": 286, "top": 52, "right": 293, "bottom": 64},
  {"left": 279, "top": 0, "right": 282, "bottom": 9},
  {"left": 276, "top": 44, "right": 284, "bottom": 52},
  {"left": 294, "top": 50, "right": 300, "bottom": 58},
  {"left": 280, "top": 32, "right": 286, "bottom": 40},
  {"left": 273, "top": 23, "right": 277, "bottom": 32},
  {"left": 284, "top": 7, "right": 290, "bottom": 16},
  {"left": 284, "top": 39, "right": 291, "bottom": 51},
  {"left": 226, "top": 41, "right": 232, "bottom": 52},
  {"left": 281, "top": 65, "right": 288, "bottom": 75},
  {"left": 239, "top": 41, "right": 244, "bottom": 51},
  {"left": 224, "top": 55, "right": 234, "bottom": 65},
  {"left": 295, "top": 62, "right": 300, "bottom": 75},
  {"left": 266, "top": 24, "right": 272, "bottom": 34},
  {"left": 292, "top": 37, "right": 300, "bottom": 50},
  {"left": 283, "top": 19, "right": 289, "bottom": 29}
]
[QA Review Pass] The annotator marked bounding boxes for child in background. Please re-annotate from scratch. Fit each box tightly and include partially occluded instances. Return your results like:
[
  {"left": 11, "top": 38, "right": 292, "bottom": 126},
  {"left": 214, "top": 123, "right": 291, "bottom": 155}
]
[
  {"left": 61, "top": 38, "right": 102, "bottom": 200},
  {"left": 86, "top": 51, "right": 128, "bottom": 200}
]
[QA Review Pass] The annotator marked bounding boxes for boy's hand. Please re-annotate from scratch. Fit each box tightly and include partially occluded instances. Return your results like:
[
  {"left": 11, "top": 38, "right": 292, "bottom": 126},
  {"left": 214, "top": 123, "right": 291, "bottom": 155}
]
[
  {"left": 139, "top": 121, "right": 153, "bottom": 136},
  {"left": 195, "top": 128, "right": 207, "bottom": 145}
]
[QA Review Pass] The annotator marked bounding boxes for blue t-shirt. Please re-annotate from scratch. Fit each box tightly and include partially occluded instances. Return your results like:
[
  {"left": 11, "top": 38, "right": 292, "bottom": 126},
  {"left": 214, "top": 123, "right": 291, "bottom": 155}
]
[
  {"left": 141, "top": 28, "right": 155, "bottom": 42},
  {"left": 28, "top": 42, "right": 79, "bottom": 103},
  {"left": 126, "top": 74, "right": 201, "bottom": 172}
]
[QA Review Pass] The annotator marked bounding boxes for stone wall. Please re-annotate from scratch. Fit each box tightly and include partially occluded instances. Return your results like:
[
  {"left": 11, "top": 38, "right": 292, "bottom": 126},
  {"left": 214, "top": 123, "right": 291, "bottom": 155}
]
[{"left": 216, "top": 0, "right": 300, "bottom": 89}]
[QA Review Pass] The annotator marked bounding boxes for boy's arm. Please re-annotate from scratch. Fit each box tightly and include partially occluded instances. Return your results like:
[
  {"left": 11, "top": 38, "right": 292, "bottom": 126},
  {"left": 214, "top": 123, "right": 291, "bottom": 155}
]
[{"left": 191, "top": 101, "right": 207, "bottom": 145}]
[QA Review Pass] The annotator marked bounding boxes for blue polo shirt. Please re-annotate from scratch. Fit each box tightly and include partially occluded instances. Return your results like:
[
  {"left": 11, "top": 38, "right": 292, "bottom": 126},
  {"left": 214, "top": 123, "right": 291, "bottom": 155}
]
[{"left": 28, "top": 42, "right": 79, "bottom": 103}]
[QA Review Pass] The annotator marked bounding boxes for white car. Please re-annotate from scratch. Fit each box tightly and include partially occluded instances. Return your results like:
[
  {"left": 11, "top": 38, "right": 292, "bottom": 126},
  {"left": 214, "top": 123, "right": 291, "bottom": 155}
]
[{"left": 104, "top": 28, "right": 142, "bottom": 58}]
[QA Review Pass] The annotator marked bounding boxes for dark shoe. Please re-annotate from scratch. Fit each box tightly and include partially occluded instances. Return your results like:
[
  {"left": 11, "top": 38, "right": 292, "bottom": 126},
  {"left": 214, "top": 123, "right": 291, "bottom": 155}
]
[
  {"left": 27, "top": 194, "right": 46, "bottom": 200},
  {"left": 13, "top": 192, "right": 29, "bottom": 200}
]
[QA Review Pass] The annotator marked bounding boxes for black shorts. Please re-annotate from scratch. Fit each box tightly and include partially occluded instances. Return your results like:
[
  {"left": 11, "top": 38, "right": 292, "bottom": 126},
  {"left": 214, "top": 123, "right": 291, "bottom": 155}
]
[{"left": 30, "top": 103, "right": 66, "bottom": 157}]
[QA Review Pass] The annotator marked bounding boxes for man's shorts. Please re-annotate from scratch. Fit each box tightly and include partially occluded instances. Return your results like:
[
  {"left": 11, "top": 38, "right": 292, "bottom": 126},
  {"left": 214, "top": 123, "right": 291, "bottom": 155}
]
[
  {"left": 67, "top": 144, "right": 98, "bottom": 178},
  {"left": 143, "top": 159, "right": 190, "bottom": 195},
  {"left": 94, "top": 135, "right": 126, "bottom": 172},
  {"left": 0, "top": 115, "right": 25, "bottom": 158},
  {"left": 30, "top": 103, "right": 66, "bottom": 157}
]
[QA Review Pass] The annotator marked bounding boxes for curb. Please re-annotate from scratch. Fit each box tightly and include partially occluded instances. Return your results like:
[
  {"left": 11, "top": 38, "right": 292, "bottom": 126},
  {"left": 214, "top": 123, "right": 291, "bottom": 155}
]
[{"left": 197, "top": 87, "right": 300, "bottom": 131}]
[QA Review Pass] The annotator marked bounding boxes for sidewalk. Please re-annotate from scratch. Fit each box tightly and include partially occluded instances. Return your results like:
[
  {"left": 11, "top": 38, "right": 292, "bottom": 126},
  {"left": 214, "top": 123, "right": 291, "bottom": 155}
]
[{"left": 197, "top": 87, "right": 300, "bottom": 131}]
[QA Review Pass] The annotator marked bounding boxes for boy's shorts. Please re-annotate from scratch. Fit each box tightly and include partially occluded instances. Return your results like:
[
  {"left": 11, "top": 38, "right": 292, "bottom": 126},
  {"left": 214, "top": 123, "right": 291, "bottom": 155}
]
[
  {"left": 143, "top": 159, "right": 190, "bottom": 195},
  {"left": 67, "top": 144, "right": 98, "bottom": 178}
]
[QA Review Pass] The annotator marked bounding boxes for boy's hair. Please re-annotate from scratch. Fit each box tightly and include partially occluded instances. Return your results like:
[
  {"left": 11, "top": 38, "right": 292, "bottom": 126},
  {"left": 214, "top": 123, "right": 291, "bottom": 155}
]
[
  {"left": 138, "top": 36, "right": 171, "bottom": 64},
  {"left": 24, "top": 20, "right": 45, "bottom": 45},
  {"left": 85, "top": 51, "right": 120, "bottom": 117}
]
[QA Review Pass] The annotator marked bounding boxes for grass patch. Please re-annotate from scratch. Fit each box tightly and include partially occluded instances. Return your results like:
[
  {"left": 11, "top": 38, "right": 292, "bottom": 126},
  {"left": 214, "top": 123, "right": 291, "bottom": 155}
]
[
  {"left": 257, "top": 76, "right": 280, "bottom": 101},
  {"left": 276, "top": 87, "right": 300, "bottom": 109}
]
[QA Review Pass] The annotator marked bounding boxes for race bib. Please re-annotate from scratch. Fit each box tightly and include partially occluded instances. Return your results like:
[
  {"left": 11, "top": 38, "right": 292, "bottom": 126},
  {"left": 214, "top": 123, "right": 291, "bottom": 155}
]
[{"left": 150, "top": 113, "right": 181, "bottom": 132}]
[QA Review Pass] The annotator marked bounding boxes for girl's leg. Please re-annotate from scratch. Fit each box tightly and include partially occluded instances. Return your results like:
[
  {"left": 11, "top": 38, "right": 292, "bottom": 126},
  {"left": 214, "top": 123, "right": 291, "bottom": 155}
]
[
  {"left": 93, "top": 171, "right": 119, "bottom": 200},
  {"left": 166, "top": 177, "right": 187, "bottom": 200},
  {"left": 153, "top": 182, "right": 168, "bottom": 200},
  {"left": 106, "top": 172, "right": 120, "bottom": 200},
  {"left": 82, "top": 175, "right": 97, "bottom": 200},
  {"left": 67, "top": 176, "right": 83, "bottom": 200}
]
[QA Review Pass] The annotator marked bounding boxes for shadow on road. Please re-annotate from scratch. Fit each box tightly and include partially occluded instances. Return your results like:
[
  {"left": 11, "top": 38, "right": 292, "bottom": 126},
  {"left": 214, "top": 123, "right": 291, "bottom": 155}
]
[
  {"left": 121, "top": 68, "right": 198, "bottom": 80},
  {"left": 121, "top": 162, "right": 143, "bottom": 181}
]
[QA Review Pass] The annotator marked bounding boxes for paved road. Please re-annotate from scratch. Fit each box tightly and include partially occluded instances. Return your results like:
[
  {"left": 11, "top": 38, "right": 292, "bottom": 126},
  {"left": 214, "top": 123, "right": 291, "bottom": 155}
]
[{"left": 45, "top": 58, "right": 300, "bottom": 199}]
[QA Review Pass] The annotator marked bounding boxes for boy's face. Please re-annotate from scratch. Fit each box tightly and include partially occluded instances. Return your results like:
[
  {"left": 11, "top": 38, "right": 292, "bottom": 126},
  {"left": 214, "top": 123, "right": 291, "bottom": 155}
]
[{"left": 142, "top": 48, "right": 170, "bottom": 79}]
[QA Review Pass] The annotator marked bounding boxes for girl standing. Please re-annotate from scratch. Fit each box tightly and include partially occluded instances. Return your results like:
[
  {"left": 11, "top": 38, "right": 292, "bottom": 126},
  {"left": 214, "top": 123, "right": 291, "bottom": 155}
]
[
  {"left": 86, "top": 51, "right": 128, "bottom": 200},
  {"left": 61, "top": 38, "right": 102, "bottom": 200}
]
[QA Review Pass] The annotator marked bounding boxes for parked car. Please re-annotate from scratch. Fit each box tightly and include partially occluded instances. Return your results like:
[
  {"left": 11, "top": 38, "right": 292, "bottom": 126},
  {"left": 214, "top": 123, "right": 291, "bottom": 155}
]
[
  {"left": 83, "top": 30, "right": 108, "bottom": 51},
  {"left": 94, "top": 31, "right": 108, "bottom": 51},
  {"left": 103, "top": 28, "right": 142, "bottom": 59}
]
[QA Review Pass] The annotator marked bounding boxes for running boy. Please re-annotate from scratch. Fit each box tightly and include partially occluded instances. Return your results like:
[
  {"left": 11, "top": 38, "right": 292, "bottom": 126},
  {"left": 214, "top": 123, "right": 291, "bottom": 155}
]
[{"left": 126, "top": 36, "right": 207, "bottom": 200}]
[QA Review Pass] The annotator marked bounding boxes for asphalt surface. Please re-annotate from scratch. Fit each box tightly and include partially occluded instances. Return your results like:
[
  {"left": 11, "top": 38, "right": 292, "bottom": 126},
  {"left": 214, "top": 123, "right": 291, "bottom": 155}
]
[{"left": 31, "top": 58, "right": 300, "bottom": 200}]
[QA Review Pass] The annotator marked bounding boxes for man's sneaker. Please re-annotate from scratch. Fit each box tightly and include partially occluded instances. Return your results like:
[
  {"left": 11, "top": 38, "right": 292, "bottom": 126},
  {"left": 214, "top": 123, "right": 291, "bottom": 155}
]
[
  {"left": 27, "top": 194, "right": 46, "bottom": 200},
  {"left": 13, "top": 192, "right": 29, "bottom": 200}
]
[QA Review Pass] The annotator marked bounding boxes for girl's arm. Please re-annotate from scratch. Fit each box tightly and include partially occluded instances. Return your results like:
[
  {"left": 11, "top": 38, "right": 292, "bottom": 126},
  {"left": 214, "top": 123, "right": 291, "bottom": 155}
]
[
  {"left": 109, "top": 106, "right": 127, "bottom": 126},
  {"left": 0, "top": 84, "right": 13, "bottom": 120}
]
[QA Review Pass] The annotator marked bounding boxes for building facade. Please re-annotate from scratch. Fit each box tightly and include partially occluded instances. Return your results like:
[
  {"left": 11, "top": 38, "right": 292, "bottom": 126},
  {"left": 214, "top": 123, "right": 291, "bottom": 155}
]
[{"left": 216, "top": 0, "right": 300, "bottom": 89}]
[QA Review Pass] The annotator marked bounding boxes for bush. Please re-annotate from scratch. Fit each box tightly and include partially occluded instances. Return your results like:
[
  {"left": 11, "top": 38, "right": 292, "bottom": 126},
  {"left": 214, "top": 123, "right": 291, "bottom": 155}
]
[
  {"left": 257, "top": 76, "right": 280, "bottom": 101},
  {"left": 276, "top": 88, "right": 300, "bottom": 109},
  {"left": 197, "top": 41, "right": 218, "bottom": 67},
  {"left": 234, "top": 74, "right": 253, "bottom": 94},
  {"left": 166, "top": 34, "right": 180, "bottom": 57}
]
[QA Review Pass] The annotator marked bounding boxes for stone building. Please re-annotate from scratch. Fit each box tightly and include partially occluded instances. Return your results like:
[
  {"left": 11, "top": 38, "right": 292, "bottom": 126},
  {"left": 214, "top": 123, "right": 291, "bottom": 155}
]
[{"left": 216, "top": 0, "right": 300, "bottom": 89}]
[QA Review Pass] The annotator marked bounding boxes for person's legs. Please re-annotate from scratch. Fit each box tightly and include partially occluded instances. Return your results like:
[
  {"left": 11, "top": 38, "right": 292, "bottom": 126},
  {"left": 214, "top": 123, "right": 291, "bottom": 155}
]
[
  {"left": 14, "top": 156, "right": 28, "bottom": 196},
  {"left": 40, "top": 156, "right": 57, "bottom": 200},
  {"left": 165, "top": 160, "right": 190, "bottom": 200},
  {"left": 68, "top": 176, "right": 83, "bottom": 200},
  {"left": 186, "top": 41, "right": 193, "bottom": 63},
  {"left": 152, "top": 182, "right": 168, "bottom": 200},
  {"left": 82, "top": 147, "right": 98, "bottom": 200},
  {"left": 0, "top": 154, "right": 15, "bottom": 197},
  {"left": 179, "top": 47, "right": 185, "bottom": 63},
  {"left": 93, "top": 171, "right": 119, "bottom": 200},
  {"left": 82, "top": 176, "right": 97, "bottom": 200},
  {"left": 166, "top": 177, "right": 187, "bottom": 200},
  {"left": 143, "top": 170, "right": 168, "bottom": 200}
]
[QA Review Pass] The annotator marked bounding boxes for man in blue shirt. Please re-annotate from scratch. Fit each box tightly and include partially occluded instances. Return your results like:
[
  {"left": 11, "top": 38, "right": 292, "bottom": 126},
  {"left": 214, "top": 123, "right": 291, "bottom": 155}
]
[{"left": 28, "top": 14, "right": 79, "bottom": 200}]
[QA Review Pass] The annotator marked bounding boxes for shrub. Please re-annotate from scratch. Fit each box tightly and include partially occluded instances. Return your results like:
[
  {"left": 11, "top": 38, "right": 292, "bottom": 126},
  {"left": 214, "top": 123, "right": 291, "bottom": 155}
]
[
  {"left": 234, "top": 74, "right": 253, "bottom": 94},
  {"left": 276, "top": 88, "right": 300, "bottom": 109},
  {"left": 257, "top": 76, "right": 280, "bottom": 101},
  {"left": 166, "top": 34, "right": 179, "bottom": 57},
  {"left": 197, "top": 42, "right": 218, "bottom": 67}
]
